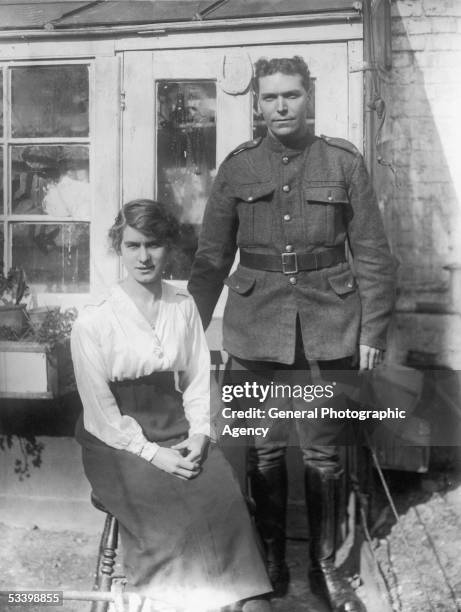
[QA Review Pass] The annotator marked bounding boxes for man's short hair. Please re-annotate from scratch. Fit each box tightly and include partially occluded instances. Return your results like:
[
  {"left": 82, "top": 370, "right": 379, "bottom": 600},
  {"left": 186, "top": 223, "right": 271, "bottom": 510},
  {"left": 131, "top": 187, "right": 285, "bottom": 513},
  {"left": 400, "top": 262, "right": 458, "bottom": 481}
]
[{"left": 253, "top": 56, "right": 311, "bottom": 93}]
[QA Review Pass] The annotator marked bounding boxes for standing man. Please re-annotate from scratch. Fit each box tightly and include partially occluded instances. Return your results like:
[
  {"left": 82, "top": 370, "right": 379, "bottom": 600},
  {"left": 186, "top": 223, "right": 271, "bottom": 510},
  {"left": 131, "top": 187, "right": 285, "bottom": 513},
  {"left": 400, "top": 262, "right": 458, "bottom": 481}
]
[{"left": 188, "top": 56, "right": 396, "bottom": 612}]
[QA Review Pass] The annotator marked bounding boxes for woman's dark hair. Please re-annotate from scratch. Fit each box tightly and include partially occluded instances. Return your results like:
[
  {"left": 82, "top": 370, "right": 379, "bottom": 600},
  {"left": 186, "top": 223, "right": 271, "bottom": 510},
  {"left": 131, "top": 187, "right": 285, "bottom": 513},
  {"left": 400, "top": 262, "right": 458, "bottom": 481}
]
[
  {"left": 253, "top": 56, "right": 311, "bottom": 93},
  {"left": 109, "top": 199, "right": 180, "bottom": 254}
]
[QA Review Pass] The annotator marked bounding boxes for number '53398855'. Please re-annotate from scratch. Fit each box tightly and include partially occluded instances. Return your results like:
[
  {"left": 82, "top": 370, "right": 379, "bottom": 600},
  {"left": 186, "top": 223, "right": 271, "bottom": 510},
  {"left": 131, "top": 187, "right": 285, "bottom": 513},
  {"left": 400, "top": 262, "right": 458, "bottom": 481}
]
[{"left": 0, "top": 591, "right": 63, "bottom": 606}]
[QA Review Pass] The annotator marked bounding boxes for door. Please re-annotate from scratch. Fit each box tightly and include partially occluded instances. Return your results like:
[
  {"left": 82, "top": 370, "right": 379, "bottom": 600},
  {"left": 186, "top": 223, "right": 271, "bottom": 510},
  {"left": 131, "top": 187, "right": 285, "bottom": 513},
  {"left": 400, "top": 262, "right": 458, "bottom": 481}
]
[{"left": 121, "top": 42, "right": 360, "bottom": 347}]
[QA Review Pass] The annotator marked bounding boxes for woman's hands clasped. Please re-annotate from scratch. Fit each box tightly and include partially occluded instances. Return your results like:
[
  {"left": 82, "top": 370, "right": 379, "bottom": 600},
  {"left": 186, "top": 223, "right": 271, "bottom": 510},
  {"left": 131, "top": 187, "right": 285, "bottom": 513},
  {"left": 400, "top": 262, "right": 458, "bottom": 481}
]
[{"left": 152, "top": 434, "right": 210, "bottom": 480}]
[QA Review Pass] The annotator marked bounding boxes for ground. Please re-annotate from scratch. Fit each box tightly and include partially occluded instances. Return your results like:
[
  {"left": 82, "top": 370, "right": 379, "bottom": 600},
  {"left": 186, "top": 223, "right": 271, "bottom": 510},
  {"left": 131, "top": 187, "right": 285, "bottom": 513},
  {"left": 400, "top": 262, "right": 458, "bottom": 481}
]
[
  {"left": 0, "top": 464, "right": 460, "bottom": 612},
  {"left": 370, "top": 467, "right": 461, "bottom": 612}
]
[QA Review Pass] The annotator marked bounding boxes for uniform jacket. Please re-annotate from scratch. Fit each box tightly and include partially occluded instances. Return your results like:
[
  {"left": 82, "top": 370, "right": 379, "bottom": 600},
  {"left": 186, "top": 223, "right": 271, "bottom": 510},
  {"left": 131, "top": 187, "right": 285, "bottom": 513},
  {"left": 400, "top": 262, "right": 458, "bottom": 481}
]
[{"left": 188, "top": 133, "right": 397, "bottom": 363}]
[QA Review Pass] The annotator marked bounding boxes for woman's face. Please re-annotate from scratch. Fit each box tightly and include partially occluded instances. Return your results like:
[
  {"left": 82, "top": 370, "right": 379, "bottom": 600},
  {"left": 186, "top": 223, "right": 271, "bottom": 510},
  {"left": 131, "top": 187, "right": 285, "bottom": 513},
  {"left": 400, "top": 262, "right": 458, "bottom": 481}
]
[{"left": 120, "top": 225, "right": 169, "bottom": 286}]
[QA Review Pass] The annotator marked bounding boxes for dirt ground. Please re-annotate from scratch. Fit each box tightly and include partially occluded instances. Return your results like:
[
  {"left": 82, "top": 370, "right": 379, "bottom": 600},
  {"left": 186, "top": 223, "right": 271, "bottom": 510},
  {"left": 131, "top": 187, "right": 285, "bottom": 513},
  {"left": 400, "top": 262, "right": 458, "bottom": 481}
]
[
  {"left": 1, "top": 464, "right": 460, "bottom": 612},
  {"left": 0, "top": 520, "right": 330, "bottom": 612},
  {"left": 370, "top": 467, "right": 461, "bottom": 612}
]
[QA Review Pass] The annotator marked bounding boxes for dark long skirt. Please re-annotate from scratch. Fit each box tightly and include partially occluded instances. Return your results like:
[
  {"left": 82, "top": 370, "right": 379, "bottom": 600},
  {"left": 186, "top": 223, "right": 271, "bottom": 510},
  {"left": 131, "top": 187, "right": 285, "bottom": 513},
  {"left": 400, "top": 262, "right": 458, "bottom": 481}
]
[{"left": 76, "top": 372, "right": 271, "bottom": 610}]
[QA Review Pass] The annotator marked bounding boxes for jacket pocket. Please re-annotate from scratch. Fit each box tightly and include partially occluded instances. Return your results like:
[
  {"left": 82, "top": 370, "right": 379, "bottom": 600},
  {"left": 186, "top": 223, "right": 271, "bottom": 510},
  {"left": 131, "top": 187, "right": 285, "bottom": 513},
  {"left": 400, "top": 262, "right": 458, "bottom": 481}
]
[
  {"left": 303, "top": 183, "right": 349, "bottom": 245},
  {"left": 224, "top": 266, "right": 256, "bottom": 295},
  {"left": 328, "top": 268, "right": 357, "bottom": 296},
  {"left": 234, "top": 181, "right": 275, "bottom": 246}
]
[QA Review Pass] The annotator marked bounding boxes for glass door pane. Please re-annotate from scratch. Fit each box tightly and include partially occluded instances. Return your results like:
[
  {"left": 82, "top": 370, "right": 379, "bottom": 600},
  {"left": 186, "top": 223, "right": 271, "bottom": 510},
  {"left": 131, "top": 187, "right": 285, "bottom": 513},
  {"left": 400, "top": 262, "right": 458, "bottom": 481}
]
[{"left": 156, "top": 80, "right": 217, "bottom": 279}]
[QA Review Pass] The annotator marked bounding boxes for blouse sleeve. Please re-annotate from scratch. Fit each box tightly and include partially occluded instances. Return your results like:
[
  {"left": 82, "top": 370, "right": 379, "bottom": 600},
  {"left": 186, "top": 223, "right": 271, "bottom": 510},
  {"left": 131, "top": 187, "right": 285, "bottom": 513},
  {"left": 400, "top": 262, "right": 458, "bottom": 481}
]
[
  {"left": 177, "top": 299, "right": 212, "bottom": 439},
  {"left": 71, "top": 315, "right": 160, "bottom": 462}
]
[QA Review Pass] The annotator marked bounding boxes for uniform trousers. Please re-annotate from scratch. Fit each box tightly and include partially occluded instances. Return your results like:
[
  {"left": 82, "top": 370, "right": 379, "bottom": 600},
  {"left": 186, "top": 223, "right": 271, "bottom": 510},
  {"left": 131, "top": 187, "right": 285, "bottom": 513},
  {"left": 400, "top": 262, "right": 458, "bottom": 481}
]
[{"left": 221, "top": 318, "right": 358, "bottom": 481}]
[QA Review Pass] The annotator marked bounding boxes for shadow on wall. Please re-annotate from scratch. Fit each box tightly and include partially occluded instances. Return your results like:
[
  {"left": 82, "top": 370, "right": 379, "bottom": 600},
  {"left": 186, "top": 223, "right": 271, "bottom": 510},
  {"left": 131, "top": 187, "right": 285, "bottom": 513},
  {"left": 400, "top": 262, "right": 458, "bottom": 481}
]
[{"left": 374, "top": 1, "right": 461, "bottom": 368}]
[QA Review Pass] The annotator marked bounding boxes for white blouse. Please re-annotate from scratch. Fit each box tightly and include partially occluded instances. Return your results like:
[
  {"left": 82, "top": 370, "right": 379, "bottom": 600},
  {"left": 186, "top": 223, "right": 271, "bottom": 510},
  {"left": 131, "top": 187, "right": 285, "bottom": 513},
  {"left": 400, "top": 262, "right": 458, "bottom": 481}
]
[{"left": 70, "top": 282, "right": 211, "bottom": 463}]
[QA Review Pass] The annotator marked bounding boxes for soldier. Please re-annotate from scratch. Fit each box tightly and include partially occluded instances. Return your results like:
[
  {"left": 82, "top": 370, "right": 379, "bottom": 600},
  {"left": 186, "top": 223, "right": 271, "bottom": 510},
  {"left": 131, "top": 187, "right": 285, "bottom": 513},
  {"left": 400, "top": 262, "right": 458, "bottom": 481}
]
[{"left": 188, "top": 56, "right": 396, "bottom": 612}]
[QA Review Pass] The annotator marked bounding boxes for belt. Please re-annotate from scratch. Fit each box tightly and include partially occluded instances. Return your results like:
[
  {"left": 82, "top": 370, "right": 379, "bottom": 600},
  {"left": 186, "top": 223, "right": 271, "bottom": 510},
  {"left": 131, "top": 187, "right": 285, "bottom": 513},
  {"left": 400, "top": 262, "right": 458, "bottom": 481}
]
[{"left": 240, "top": 245, "right": 346, "bottom": 274}]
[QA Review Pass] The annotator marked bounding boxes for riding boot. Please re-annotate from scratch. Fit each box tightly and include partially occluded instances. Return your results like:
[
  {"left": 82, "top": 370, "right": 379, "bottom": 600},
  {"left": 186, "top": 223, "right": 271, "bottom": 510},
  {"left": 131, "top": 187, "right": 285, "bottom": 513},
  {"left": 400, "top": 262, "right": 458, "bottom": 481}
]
[
  {"left": 250, "top": 463, "right": 290, "bottom": 597},
  {"left": 304, "top": 466, "right": 366, "bottom": 612}
]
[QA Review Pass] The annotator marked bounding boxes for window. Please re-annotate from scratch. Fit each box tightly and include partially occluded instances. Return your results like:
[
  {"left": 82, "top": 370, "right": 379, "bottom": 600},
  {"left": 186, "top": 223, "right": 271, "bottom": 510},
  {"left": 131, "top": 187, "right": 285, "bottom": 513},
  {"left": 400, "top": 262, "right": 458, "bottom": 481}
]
[
  {"left": 0, "top": 63, "right": 91, "bottom": 293},
  {"left": 156, "top": 80, "right": 216, "bottom": 279}
]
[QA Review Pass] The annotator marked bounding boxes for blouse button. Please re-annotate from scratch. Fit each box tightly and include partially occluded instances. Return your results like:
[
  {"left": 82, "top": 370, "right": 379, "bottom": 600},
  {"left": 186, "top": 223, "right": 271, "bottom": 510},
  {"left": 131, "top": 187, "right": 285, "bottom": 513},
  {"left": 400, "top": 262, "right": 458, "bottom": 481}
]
[
  {"left": 247, "top": 196, "right": 254, "bottom": 202},
  {"left": 285, "top": 245, "right": 293, "bottom": 252},
  {"left": 289, "top": 276, "right": 297, "bottom": 285},
  {"left": 283, "top": 214, "right": 291, "bottom": 222},
  {"left": 282, "top": 156, "right": 289, "bottom": 164},
  {"left": 282, "top": 184, "right": 291, "bottom": 193}
]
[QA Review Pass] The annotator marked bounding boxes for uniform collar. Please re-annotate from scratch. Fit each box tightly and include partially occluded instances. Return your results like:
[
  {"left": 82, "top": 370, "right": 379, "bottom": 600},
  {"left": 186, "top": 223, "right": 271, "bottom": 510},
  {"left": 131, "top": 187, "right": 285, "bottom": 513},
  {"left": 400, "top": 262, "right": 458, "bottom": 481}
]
[{"left": 264, "top": 130, "right": 317, "bottom": 154}]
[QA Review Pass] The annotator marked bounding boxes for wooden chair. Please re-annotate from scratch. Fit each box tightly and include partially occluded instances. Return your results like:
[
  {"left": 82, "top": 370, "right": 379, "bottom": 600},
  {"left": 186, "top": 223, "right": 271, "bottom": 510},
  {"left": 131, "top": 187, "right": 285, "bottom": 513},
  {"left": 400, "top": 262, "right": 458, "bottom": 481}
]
[{"left": 90, "top": 492, "right": 120, "bottom": 612}]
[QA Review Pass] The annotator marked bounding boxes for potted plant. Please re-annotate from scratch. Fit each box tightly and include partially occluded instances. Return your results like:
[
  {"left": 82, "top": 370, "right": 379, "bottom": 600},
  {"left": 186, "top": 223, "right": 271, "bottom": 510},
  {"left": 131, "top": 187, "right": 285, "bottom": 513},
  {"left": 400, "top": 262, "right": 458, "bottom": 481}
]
[{"left": 0, "top": 267, "right": 30, "bottom": 337}]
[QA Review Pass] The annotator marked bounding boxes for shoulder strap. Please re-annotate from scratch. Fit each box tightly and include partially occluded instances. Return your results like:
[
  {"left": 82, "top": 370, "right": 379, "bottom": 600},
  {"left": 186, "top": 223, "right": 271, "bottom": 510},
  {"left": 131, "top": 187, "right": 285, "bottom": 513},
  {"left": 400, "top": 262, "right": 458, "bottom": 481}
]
[
  {"left": 320, "top": 134, "right": 361, "bottom": 156},
  {"left": 224, "top": 137, "right": 263, "bottom": 161}
]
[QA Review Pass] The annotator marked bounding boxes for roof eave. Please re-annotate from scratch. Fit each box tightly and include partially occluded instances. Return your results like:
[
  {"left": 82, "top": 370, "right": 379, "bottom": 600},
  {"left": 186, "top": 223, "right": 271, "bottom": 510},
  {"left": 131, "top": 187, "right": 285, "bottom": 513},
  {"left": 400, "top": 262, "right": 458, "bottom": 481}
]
[{"left": 0, "top": 9, "right": 362, "bottom": 41}]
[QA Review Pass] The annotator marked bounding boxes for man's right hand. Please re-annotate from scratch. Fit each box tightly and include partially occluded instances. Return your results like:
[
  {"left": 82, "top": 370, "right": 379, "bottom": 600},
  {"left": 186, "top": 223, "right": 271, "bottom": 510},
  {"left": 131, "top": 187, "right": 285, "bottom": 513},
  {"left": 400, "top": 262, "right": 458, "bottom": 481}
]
[
  {"left": 151, "top": 447, "right": 201, "bottom": 480},
  {"left": 359, "top": 344, "right": 384, "bottom": 371}
]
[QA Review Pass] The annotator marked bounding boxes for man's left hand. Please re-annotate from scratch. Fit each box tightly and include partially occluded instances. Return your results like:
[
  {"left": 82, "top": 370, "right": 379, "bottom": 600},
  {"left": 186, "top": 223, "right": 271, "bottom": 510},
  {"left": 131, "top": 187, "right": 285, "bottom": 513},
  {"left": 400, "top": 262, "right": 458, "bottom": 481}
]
[
  {"left": 171, "top": 434, "right": 210, "bottom": 464},
  {"left": 359, "top": 344, "right": 384, "bottom": 371}
]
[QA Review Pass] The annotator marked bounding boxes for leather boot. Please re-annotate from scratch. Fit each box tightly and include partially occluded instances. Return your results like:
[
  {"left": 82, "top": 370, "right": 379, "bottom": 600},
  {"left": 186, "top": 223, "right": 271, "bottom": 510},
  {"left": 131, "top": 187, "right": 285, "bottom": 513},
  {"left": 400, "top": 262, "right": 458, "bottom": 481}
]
[
  {"left": 305, "top": 466, "right": 366, "bottom": 612},
  {"left": 250, "top": 463, "right": 290, "bottom": 597}
]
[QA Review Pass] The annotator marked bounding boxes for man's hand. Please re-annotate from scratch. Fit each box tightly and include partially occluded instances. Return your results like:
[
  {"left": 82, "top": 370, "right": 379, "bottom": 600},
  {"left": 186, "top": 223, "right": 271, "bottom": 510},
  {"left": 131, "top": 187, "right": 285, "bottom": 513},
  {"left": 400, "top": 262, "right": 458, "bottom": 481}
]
[
  {"left": 151, "top": 447, "right": 201, "bottom": 480},
  {"left": 171, "top": 434, "right": 210, "bottom": 464},
  {"left": 359, "top": 344, "right": 384, "bottom": 371}
]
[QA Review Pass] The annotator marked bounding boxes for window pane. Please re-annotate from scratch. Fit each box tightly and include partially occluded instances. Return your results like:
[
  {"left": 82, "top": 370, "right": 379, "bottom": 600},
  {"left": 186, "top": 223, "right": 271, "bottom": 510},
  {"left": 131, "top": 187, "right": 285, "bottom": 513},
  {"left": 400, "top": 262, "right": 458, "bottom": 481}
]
[
  {"left": 0, "top": 69, "right": 3, "bottom": 137},
  {"left": 11, "top": 145, "right": 90, "bottom": 217},
  {"left": 0, "top": 147, "right": 3, "bottom": 215},
  {"left": 0, "top": 225, "right": 3, "bottom": 272},
  {"left": 12, "top": 223, "right": 89, "bottom": 293},
  {"left": 11, "top": 65, "right": 89, "bottom": 138},
  {"left": 252, "top": 79, "right": 316, "bottom": 139},
  {"left": 156, "top": 80, "right": 216, "bottom": 279}
]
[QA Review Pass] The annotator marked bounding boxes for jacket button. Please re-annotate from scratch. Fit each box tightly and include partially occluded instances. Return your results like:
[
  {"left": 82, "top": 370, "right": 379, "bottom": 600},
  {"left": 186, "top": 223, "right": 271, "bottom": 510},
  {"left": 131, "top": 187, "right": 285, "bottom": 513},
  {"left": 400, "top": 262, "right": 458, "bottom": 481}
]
[
  {"left": 285, "top": 245, "right": 293, "bottom": 252},
  {"left": 289, "top": 276, "right": 297, "bottom": 285},
  {"left": 283, "top": 214, "right": 291, "bottom": 222},
  {"left": 346, "top": 280, "right": 354, "bottom": 288},
  {"left": 247, "top": 196, "right": 254, "bottom": 202},
  {"left": 327, "top": 195, "right": 333, "bottom": 201},
  {"left": 282, "top": 184, "right": 291, "bottom": 193},
  {"left": 282, "top": 156, "right": 289, "bottom": 164}
]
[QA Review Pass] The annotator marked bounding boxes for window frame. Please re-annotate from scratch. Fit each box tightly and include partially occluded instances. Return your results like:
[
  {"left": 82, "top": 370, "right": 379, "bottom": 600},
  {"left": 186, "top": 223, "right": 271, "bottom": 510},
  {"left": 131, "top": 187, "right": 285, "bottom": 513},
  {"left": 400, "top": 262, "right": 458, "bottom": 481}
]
[{"left": 0, "top": 58, "right": 94, "bottom": 297}]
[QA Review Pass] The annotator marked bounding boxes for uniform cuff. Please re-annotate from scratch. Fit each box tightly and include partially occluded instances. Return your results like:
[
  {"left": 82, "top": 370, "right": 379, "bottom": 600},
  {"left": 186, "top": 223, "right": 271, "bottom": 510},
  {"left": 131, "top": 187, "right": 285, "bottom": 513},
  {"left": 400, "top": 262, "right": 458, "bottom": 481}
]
[{"left": 359, "top": 335, "right": 386, "bottom": 351}]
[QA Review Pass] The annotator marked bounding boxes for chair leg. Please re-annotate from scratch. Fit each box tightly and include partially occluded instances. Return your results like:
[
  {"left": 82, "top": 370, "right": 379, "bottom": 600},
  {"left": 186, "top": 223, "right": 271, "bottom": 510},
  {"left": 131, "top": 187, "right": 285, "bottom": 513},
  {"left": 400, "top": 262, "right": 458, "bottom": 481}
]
[{"left": 91, "top": 513, "right": 119, "bottom": 612}]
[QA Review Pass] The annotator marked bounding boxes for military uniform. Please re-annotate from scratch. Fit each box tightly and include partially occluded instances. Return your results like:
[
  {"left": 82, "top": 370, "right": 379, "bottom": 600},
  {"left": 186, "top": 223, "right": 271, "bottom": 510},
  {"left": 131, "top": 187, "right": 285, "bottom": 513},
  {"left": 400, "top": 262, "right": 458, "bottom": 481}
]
[
  {"left": 189, "top": 132, "right": 396, "bottom": 363},
  {"left": 189, "top": 131, "right": 396, "bottom": 611}
]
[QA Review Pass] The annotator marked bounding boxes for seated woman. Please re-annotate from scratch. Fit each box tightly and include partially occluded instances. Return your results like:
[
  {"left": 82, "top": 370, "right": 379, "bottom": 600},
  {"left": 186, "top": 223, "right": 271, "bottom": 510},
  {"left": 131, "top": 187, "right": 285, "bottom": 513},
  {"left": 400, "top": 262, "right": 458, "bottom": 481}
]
[{"left": 71, "top": 200, "right": 272, "bottom": 612}]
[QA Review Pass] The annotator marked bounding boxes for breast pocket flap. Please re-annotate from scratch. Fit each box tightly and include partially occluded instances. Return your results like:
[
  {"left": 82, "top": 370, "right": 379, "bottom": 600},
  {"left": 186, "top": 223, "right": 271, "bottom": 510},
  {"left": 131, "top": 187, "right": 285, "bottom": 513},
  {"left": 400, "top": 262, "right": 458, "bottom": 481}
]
[
  {"left": 304, "top": 185, "right": 349, "bottom": 205},
  {"left": 233, "top": 182, "right": 275, "bottom": 203}
]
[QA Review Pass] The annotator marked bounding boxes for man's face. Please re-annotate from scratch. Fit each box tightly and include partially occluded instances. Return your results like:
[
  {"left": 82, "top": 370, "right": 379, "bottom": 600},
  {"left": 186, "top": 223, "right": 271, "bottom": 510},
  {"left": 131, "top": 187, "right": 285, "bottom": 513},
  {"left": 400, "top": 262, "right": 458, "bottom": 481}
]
[{"left": 257, "top": 72, "right": 310, "bottom": 140}]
